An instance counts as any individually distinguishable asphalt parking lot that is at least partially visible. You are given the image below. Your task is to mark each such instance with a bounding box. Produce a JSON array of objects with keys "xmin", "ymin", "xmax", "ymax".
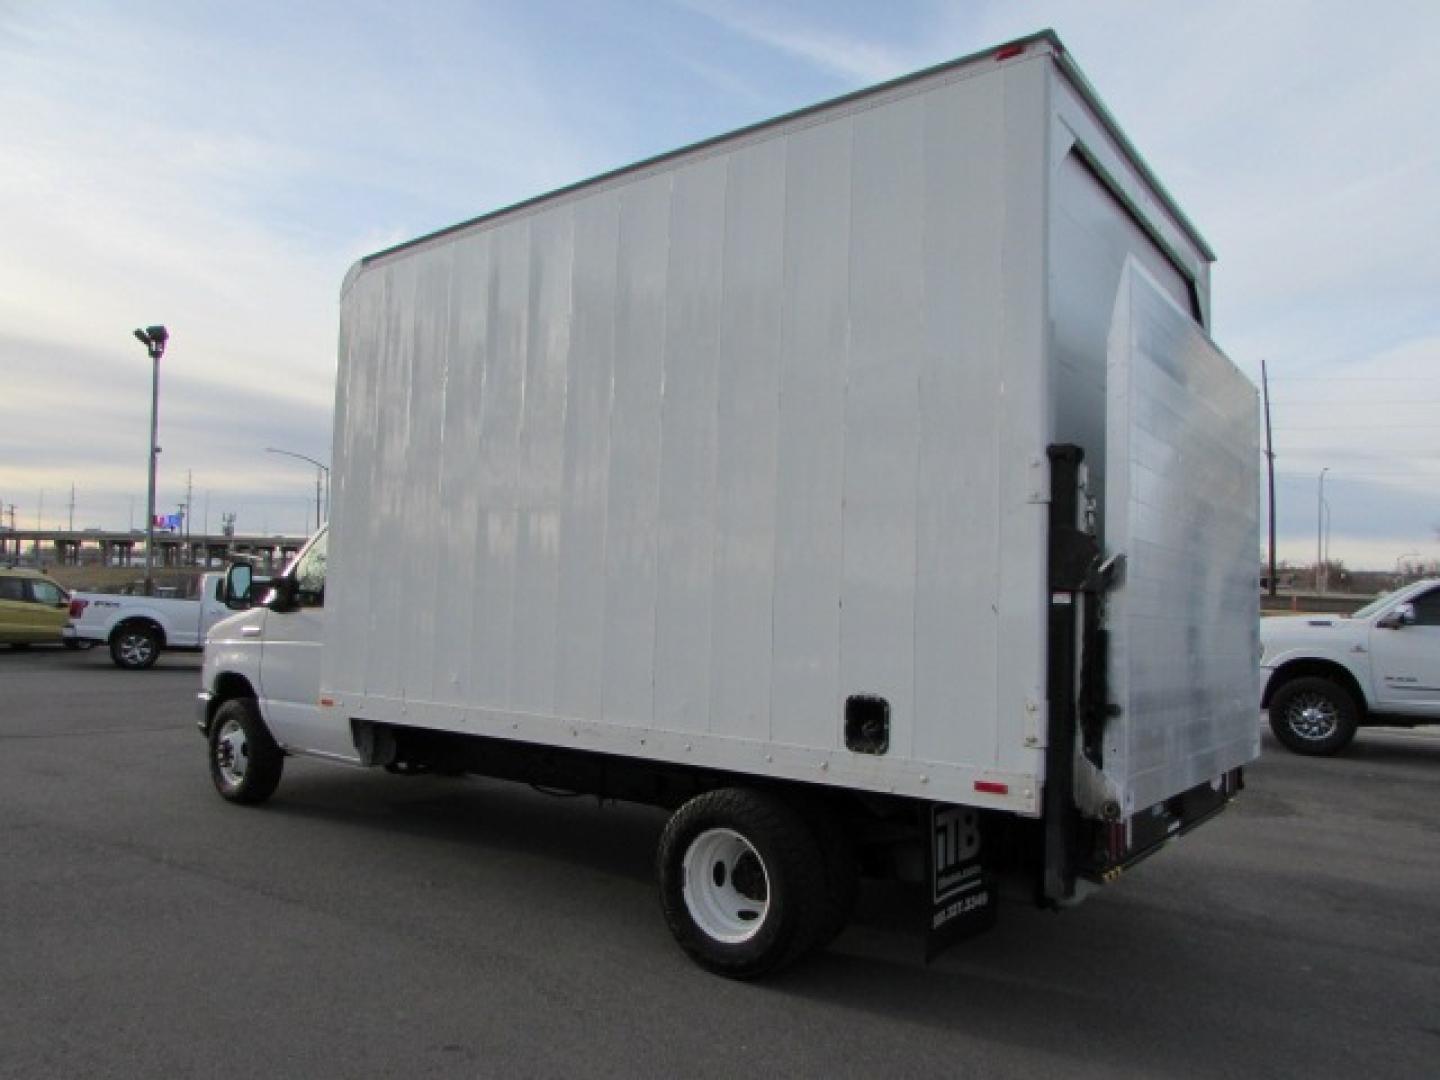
[{"xmin": 1, "ymin": 645, "xmax": 1436, "ymax": 1079}]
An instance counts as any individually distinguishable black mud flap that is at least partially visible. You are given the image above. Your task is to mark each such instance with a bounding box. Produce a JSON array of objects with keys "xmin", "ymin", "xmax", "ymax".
[{"xmin": 922, "ymin": 803, "xmax": 996, "ymax": 962}]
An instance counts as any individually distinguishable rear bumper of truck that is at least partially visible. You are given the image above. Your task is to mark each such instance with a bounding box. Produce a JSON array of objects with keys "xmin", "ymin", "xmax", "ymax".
[{"xmin": 1081, "ymin": 767, "xmax": 1244, "ymax": 885}]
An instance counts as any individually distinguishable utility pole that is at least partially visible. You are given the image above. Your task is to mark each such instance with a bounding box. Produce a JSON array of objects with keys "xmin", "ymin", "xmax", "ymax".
[
  {"xmin": 134, "ymin": 325, "xmax": 169, "ymax": 595},
  {"xmin": 185, "ymin": 469, "xmax": 194, "ymax": 566},
  {"xmin": 1316, "ymin": 467, "xmax": 1330, "ymax": 595},
  {"xmin": 1261, "ymin": 359, "xmax": 1277, "ymax": 597},
  {"xmin": 265, "ymin": 448, "xmax": 329, "ymax": 532},
  {"xmin": 68, "ymin": 483, "xmax": 76, "ymax": 532}
]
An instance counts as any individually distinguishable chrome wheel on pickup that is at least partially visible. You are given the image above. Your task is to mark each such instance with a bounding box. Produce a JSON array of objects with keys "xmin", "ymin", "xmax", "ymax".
[
  {"xmin": 1269, "ymin": 676, "xmax": 1359, "ymax": 756},
  {"xmin": 110, "ymin": 624, "xmax": 160, "ymax": 670}
]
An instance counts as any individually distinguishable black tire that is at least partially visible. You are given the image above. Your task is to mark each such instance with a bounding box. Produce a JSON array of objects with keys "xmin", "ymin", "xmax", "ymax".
[
  {"xmin": 1269, "ymin": 676, "xmax": 1360, "ymax": 756},
  {"xmin": 787, "ymin": 797, "xmax": 860, "ymax": 950},
  {"xmin": 110, "ymin": 624, "xmax": 160, "ymax": 670},
  {"xmin": 657, "ymin": 788, "xmax": 828, "ymax": 979},
  {"xmin": 208, "ymin": 698, "xmax": 284, "ymax": 804}
]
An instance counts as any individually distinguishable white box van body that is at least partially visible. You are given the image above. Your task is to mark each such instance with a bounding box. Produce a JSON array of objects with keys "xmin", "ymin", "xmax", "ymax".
[{"xmin": 201, "ymin": 31, "xmax": 1259, "ymax": 976}]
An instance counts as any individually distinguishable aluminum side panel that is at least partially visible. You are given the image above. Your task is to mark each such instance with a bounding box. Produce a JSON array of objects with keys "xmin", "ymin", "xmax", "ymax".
[
  {"xmin": 404, "ymin": 245, "xmax": 453, "ymax": 704},
  {"xmin": 769, "ymin": 119, "xmax": 850, "ymax": 751},
  {"xmin": 434, "ymin": 239, "xmax": 483, "ymax": 704},
  {"xmin": 709, "ymin": 139, "xmax": 786, "ymax": 743},
  {"xmin": 1105, "ymin": 261, "xmax": 1260, "ymax": 813},
  {"xmin": 510, "ymin": 209, "xmax": 574, "ymax": 716},
  {"xmin": 912, "ymin": 72, "xmax": 1007, "ymax": 769},
  {"xmin": 473, "ymin": 221, "xmax": 529, "ymax": 708},
  {"xmin": 601, "ymin": 173, "xmax": 670, "ymax": 727},
  {"xmin": 653, "ymin": 158, "xmax": 727, "ymax": 736},
  {"xmin": 554, "ymin": 194, "xmax": 619, "ymax": 721},
  {"xmin": 992, "ymin": 61, "xmax": 1052, "ymax": 778},
  {"xmin": 841, "ymin": 94, "xmax": 926, "ymax": 761}
]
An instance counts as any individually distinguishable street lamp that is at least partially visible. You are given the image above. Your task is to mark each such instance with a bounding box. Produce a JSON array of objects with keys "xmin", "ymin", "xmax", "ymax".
[
  {"xmin": 134, "ymin": 325, "xmax": 169, "ymax": 595},
  {"xmin": 265, "ymin": 448, "xmax": 330, "ymax": 532},
  {"xmin": 1396, "ymin": 552, "xmax": 1419, "ymax": 584},
  {"xmin": 1315, "ymin": 467, "xmax": 1329, "ymax": 595}
]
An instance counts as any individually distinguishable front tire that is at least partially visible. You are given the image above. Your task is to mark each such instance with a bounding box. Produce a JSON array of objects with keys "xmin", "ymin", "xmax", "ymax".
[
  {"xmin": 657, "ymin": 788, "xmax": 827, "ymax": 979},
  {"xmin": 110, "ymin": 625, "xmax": 160, "ymax": 670},
  {"xmin": 1269, "ymin": 676, "xmax": 1359, "ymax": 756},
  {"xmin": 208, "ymin": 698, "xmax": 284, "ymax": 804}
]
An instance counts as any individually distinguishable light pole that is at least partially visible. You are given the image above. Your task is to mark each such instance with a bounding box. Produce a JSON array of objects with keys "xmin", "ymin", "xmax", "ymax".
[
  {"xmin": 1315, "ymin": 467, "xmax": 1329, "ymax": 595},
  {"xmin": 265, "ymin": 448, "xmax": 330, "ymax": 532},
  {"xmin": 134, "ymin": 325, "xmax": 168, "ymax": 595},
  {"xmin": 1396, "ymin": 552, "xmax": 1419, "ymax": 584}
]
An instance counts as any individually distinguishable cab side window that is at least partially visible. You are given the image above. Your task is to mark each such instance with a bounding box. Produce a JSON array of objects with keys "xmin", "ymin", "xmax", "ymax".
[
  {"xmin": 0, "ymin": 578, "xmax": 24, "ymax": 602},
  {"xmin": 29, "ymin": 581, "xmax": 64, "ymax": 606},
  {"xmin": 1409, "ymin": 588, "xmax": 1440, "ymax": 627},
  {"xmin": 293, "ymin": 532, "xmax": 328, "ymax": 608}
]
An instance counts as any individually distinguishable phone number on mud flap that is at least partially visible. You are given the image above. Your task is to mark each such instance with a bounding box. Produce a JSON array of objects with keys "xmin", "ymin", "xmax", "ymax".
[{"xmin": 933, "ymin": 889, "xmax": 989, "ymax": 929}]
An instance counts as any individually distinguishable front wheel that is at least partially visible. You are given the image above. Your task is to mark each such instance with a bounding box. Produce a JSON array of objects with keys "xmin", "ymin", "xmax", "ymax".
[
  {"xmin": 1268, "ymin": 676, "xmax": 1359, "ymax": 756},
  {"xmin": 208, "ymin": 698, "xmax": 284, "ymax": 804},
  {"xmin": 657, "ymin": 788, "xmax": 827, "ymax": 979},
  {"xmin": 110, "ymin": 625, "xmax": 160, "ymax": 670}
]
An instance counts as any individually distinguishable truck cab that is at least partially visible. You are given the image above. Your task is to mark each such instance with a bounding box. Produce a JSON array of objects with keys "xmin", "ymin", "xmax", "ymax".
[
  {"xmin": 1261, "ymin": 579, "xmax": 1440, "ymax": 754},
  {"xmin": 199, "ymin": 529, "xmax": 351, "ymax": 762}
]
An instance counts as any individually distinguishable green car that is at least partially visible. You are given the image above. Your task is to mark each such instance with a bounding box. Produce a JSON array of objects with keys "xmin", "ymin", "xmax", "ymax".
[{"xmin": 0, "ymin": 568, "xmax": 70, "ymax": 648}]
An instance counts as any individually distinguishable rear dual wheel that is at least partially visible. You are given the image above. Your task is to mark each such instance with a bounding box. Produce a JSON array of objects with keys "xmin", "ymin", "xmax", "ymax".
[{"xmin": 657, "ymin": 788, "xmax": 856, "ymax": 979}]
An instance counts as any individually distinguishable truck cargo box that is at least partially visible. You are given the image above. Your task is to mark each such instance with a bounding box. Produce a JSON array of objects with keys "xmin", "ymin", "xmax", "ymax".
[{"xmin": 323, "ymin": 31, "xmax": 1258, "ymax": 829}]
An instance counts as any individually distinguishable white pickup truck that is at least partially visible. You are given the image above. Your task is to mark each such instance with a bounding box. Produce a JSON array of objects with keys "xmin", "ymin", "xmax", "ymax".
[
  {"xmin": 1261, "ymin": 579, "xmax": 1440, "ymax": 754},
  {"xmin": 66, "ymin": 572, "xmax": 237, "ymax": 669}
]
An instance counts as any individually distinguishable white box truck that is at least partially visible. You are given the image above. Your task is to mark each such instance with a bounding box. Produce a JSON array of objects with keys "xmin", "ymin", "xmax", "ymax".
[{"xmin": 199, "ymin": 30, "xmax": 1260, "ymax": 977}]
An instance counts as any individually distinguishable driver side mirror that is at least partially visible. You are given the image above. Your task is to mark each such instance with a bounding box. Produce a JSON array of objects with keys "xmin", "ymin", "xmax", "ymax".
[
  {"xmin": 224, "ymin": 563, "xmax": 254, "ymax": 610},
  {"xmin": 1377, "ymin": 602, "xmax": 1416, "ymax": 629}
]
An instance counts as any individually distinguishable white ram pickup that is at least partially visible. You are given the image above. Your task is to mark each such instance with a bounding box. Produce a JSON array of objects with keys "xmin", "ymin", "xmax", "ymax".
[
  {"xmin": 1261, "ymin": 579, "xmax": 1440, "ymax": 754},
  {"xmin": 66, "ymin": 572, "xmax": 236, "ymax": 669}
]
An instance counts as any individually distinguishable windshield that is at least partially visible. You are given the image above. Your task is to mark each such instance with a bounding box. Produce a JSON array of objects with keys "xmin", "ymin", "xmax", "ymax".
[{"xmin": 1350, "ymin": 587, "xmax": 1403, "ymax": 620}]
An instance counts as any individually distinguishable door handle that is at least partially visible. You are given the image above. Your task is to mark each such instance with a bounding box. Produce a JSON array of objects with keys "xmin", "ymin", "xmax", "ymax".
[{"xmin": 241, "ymin": 626, "xmax": 261, "ymax": 638}]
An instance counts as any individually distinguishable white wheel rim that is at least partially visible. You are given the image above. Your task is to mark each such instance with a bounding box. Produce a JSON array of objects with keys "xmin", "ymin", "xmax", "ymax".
[
  {"xmin": 215, "ymin": 717, "xmax": 249, "ymax": 789},
  {"xmin": 681, "ymin": 828, "xmax": 770, "ymax": 944}
]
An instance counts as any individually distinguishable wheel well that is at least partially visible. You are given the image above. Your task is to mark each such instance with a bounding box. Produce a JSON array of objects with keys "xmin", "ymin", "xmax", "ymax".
[
  {"xmin": 111, "ymin": 618, "xmax": 166, "ymax": 648},
  {"xmin": 201, "ymin": 673, "xmax": 258, "ymax": 734},
  {"xmin": 1263, "ymin": 659, "xmax": 1366, "ymax": 715}
]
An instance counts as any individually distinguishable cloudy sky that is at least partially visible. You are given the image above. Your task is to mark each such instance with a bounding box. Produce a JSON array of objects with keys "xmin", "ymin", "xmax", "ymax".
[{"xmin": 2, "ymin": 0, "xmax": 1437, "ymax": 568}]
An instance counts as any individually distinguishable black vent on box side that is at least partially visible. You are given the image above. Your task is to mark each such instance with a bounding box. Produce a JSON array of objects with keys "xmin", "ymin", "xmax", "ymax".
[{"xmin": 845, "ymin": 695, "xmax": 890, "ymax": 755}]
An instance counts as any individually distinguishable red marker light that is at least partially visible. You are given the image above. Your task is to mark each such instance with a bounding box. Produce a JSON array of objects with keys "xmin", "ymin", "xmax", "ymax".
[
  {"xmin": 995, "ymin": 44, "xmax": 1027, "ymax": 61},
  {"xmin": 975, "ymin": 780, "xmax": 1009, "ymax": 795}
]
